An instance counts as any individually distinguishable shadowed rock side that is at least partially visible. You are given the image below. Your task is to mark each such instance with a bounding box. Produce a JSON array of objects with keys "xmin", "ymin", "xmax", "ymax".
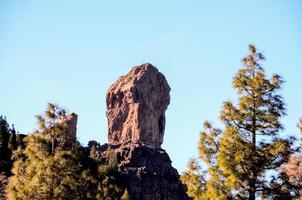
[
  {"xmin": 103, "ymin": 143, "xmax": 191, "ymax": 200},
  {"xmin": 106, "ymin": 63, "xmax": 170, "ymax": 149},
  {"xmin": 105, "ymin": 64, "xmax": 190, "ymax": 200}
]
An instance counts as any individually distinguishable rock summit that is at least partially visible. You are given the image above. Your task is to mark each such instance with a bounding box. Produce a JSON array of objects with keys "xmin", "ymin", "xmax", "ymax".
[{"xmin": 106, "ymin": 63, "xmax": 171, "ymax": 148}]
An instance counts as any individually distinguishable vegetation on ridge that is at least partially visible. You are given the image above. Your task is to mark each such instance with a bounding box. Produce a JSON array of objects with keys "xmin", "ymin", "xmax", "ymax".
[{"xmin": 2, "ymin": 104, "xmax": 130, "ymax": 200}]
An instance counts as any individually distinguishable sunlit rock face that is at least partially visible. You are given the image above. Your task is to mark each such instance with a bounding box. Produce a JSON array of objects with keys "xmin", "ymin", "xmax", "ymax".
[
  {"xmin": 59, "ymin": 113, "xmax": 78, "ymax": 139},
  {"xmin": 106, "ymin": 63, "xmax": 170, "ymax": 148}
]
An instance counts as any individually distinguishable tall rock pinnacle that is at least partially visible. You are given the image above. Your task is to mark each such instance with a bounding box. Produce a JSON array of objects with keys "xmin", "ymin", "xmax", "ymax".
[
  {"xmin": 106, "ymin": 63, "xmax": 171, "ymax": 148},
  {"xmin": 104, "ymin": 63, "xmax": 190, "ymax": 200},
  {"xmin": 59, "ymin": 113, "xmax": 78, "ymax": 139}
]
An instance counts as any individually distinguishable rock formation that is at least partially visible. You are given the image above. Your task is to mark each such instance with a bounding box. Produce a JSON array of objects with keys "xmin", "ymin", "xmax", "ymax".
[
  {"xmin": 60, "ymin": 113, "xmax": 78, "ymax": 139},
  {"xmin": 106, "ymin": 63, "xmax": 170, "ymax": 148},
  {"xmin": 104, "ymin": 63, "xmax": 190, "ymax": 200},
  {"xmin": 113, "ymin": 143, "xmax": 190, "ymax": 200}
]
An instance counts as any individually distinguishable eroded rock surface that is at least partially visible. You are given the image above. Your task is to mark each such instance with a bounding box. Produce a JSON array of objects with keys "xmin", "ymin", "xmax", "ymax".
[
  {"xmin": 101, "ymin": 143, "xmax": 191, "ymax": 200},
  {"xmin": 59, "ymin": 113, "xmax": 78, "ymax": 139},
  {"xmin": 106, "ymin": 63, "xmax": 170, "ymax": 148},
  {"xmin": 103, "ymin": 63, "xmax": 190, "ymax": 200}
]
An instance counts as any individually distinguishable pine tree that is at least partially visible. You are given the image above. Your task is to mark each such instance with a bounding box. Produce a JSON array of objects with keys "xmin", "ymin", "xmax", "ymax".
[
  {"xmin": 8, "ymin": 125, "xmax": 17, "ymax": 151},
  {"xmin": 0, "ymin": 116, "xmax": 10, "ymax": 160},
  {"xmin": 6, "ymin": 103, "xmax": 131, "ymax": 200},
  {"xmin": 180, "ymin": 159, "xmax": 206, "ymax": 199},
  {"xmin": 35, "ymin": 103, "xmax": 67, "ymax": 154},
  {"xmin": 15, "ymin": 133, "xmax": 25, "ymax": 149},
  {"xmin": 6, "ymin": 104, "xmax": 88, "ymax": 200},
  {"xmin": 181, "ymin": 45, "xmax": 296, "ymax": 199},
  {"xmin": 7, "ymin": 134, "xmax": 87, "ymax": 200}
]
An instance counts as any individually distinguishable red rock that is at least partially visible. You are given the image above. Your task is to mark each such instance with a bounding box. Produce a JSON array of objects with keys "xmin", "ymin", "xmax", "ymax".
[
  {"xmin": 106, "ymin": 63, "xmax": 170, "ymax": 148},
  {"xmin": 59, "ymin": 113, "xmax": 78, "ymax": 139}
]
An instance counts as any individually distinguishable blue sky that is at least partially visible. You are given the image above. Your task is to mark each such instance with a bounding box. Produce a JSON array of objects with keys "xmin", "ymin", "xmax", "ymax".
[{"xmin": 0, "ymin": 1, "xmax": 301, "ymax": 172}]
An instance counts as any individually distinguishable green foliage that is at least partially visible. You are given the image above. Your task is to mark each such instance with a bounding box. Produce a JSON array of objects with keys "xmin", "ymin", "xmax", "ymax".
[
  {"xmin": 35, "ymin": 103, "xmax": 67, "ymax": 155},
  {"xmin": 0, "ymin": 116, "xmax": 10, "ymax": 160},
  {"xmin": 0, "ymin": 117, "xmax": 19, "ymax": 177},
  {"xmin": 8, "ymin": 127, "xmax": 17, "ymax": 151},
  {"xmin": 6, "ymin": 103, "xmax": 131, "ymax": 200},
  {"xmin": 96, "ymin": 148, "xmax": 125, "ymax": 200},
  {"xmin": 6, "ymin": 104, "xmax": 88, "ymax": 200},
  {"xmin": 7, "ymin": 130, "xmax": 86, "ymax": 200},
  {"xmin": 89, "ymin": 145, "xmax": 99, "ymax": 161},
  {"xmin": 180, "ymin": 159, "xmax": 205, "ymax": 199},
  {"xmin": 15, "ymin": 133, "xmax": 25, "ymax": 149},
  {"xmin": 181, "ymin": 45, "xmax": 297, "ymax": 200}
]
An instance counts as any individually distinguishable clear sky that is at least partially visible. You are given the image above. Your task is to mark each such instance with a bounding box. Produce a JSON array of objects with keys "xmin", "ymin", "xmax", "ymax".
[{"xmin": 0, "ymin": 1, "xmax": 301, "ymax": 172}]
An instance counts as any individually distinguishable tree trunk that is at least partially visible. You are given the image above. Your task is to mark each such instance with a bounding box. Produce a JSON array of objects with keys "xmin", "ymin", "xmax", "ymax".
[
  {"xmin": 52, "ymin": 137, "xmax": 55, "ymax": 155},
  {"xmin": 250, "ymin": 99, "xmax": 257, "ymax": 200},
  {"xmin": 249, "ymin": 95, "xmax": 257, "ymax": 200},
  {"xmin": 248, "ymin": 131, "xmax": 256, "ymax": 200}
]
